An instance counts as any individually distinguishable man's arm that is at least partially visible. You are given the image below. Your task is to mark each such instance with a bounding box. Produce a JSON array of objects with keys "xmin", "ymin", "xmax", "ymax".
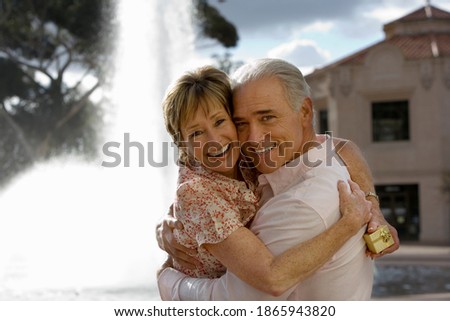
[
  {"xmin": 334, "ymin": 137, "xmax": 400, "ymax": 257},
  {"xmin": 158, "ymin": 180, "xmax": 370, "ymax": 300},
  {"xmin": 204, "ymin": 180, "xmax": 370, "ymax": 296}
]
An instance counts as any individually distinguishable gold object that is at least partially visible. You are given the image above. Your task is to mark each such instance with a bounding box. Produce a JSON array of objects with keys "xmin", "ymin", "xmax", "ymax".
[
  {"xmin": 365, "ymin": 191, "xmax": 379, "ymax": 203},
  {"xmin": 364, "ymin": 225, "xmax": 394, "ymax": 254}
]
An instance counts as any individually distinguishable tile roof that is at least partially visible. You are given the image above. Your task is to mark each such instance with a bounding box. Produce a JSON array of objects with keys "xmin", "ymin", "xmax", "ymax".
[
  {"xmin": 339, "ymin": 33, "xmax": 450, "ymax": 66},
  {"xmin": 388, "ymin": 5, "xmax": 450, "ymax": 23},
  {"xmin": 308, "ymin": 5, "xmax": 450, "ymax": 74}
]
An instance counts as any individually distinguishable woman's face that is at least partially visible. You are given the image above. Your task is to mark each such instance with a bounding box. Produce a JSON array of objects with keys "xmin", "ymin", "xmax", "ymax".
[{"xmin": 181, "ymin": 103, "xmax": 240, "ymax": 178}]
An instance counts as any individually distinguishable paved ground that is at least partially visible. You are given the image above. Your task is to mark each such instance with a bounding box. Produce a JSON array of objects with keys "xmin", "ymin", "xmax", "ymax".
[
  {"xmin": 376, "ymin": 244, "xmax": 450, "ymax": 267},
  {"xmin": 1, "ymin": 244, "xmax": 448, "ymax": 301},
  {"xmin": 373, "ymin": 244, "xmax": 450, "ymax": 300}
]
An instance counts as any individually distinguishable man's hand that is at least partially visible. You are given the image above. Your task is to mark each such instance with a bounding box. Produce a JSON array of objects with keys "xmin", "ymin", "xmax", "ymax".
[
  {"xmin": 337, "ymin": 179, "xmax": 372, "ymax": 234},
  {"xmin": 365, "ymin": 206, "xmax": 400, "ymax": 258},
  {"xmin": 155, "ymin": 207, "xmax": 200, "ymax": 269}
]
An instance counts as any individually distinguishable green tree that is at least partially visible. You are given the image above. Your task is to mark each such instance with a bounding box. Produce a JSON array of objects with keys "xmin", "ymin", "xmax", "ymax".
[
  {"xmin": 0, "ymin": 0, "xmax": 115, "ymax": 156},
  {"xmin": 0, "ymin": 0, "xmax": 115, "ymax": 186},
  {"xmin": 194, "ymin": 1, "xmax": 243, "ymax": 74},
  {"xmin": 0, "ymin": 0, "xmax": 240, "ymax": 187},
  {"xmin": 194, "ymin": 0, "xmax": 239, "ymax": 48},
  {"xmin": 212, "ymin": 51, "xmax": 244, "ymax": 74}
]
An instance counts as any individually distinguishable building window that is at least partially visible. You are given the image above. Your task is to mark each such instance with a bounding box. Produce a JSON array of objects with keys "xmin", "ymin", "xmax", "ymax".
[
  {"xmin": 372, "ymin": 100, "xmax": 409, "ymax": 142},
  {"xmin": 376, "ymin": 184, "xmax": 419, "ymax": 241},
  {"xmin": 318, "ymin": 109, "xmax": 328, "ymax": 134}
]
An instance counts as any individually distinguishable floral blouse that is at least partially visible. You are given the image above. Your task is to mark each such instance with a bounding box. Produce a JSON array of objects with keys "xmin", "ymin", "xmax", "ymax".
[{"xmin": 173, "ymin": 164, "xmax": 258, "ymax": 278}]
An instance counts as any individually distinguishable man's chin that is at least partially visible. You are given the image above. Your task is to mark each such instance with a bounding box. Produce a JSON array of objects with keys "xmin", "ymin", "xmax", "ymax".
[
  {"xmin": 255, "ymin": 161, "xmax": 282, "ymax": 174},
  {"xmin": 256, "ymin": 166, "xmax": 277, "ymax": 174}
]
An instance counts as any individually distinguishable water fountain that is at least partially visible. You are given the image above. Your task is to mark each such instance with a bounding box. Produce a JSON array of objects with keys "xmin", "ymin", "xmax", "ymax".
[{"xmin": 0, "ymin": 0, "xmax": 207, "ymax": 300}]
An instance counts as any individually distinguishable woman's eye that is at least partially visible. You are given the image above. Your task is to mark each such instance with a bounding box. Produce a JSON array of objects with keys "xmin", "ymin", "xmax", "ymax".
[
  {"xmin": 189, "ymin": 131, "xmax": 202, "ymax": 139},
  {"xmin": 215, "ymin": 119, "xmax": 225, "ymax": 126}
]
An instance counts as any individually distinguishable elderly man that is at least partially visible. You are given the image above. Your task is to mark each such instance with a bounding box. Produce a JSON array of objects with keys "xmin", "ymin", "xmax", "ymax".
[{"xmin": 157, "ymin": 58, "xmax": 399, "ymax": 300}]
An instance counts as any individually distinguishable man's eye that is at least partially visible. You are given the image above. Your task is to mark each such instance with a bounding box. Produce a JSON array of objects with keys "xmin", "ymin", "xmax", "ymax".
[{"xmin": 261, "ymin": 115, "xmax": 275, "ymax": 121}]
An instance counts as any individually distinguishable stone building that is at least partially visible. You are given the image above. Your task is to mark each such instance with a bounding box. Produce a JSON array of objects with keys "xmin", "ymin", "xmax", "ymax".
[{"xmin": 306, "ymin": 4, "xmax": 450, "ymax": 244}]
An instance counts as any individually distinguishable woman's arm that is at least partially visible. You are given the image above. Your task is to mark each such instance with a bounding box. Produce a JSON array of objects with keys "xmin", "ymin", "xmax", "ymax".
[
  {"xmin": 155, "ymin": 205, "xmax": 199, "ymax": 269},
  {"xmin": 202, "ymin": 180, "xmax": 370, "ymax": 296},
  {"xmin": 333, "ymin": 137, "xmax": 400, "ymax": 257}
]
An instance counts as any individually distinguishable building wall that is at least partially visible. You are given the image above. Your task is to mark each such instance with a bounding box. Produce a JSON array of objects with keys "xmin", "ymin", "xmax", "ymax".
[{"xmin": 309, "ymin": 45, "xmax": 450, "ymax": 244}]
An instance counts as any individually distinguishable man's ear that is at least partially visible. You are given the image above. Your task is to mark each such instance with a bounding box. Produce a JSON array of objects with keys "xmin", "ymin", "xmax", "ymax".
[{"xmin": 300, "ymin": 97, "xmax": 313, "ymax": 124}]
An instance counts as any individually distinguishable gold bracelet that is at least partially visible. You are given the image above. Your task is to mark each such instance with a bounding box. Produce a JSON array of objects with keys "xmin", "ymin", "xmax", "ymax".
[{"xmin": 365, "ymin": 191, "xmax": 379, "ymax": 203}]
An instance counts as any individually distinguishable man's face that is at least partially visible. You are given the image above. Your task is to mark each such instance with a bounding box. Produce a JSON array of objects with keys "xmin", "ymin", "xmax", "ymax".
[{"xmin": 233, "ymin": 76, "xmax": 310, "ymax": 174}]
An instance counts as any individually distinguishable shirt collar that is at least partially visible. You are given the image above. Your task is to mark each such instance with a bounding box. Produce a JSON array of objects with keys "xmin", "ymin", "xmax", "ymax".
[{"xmin": 257, "ymin": 137, "xmax": 332, "ymax": 196}]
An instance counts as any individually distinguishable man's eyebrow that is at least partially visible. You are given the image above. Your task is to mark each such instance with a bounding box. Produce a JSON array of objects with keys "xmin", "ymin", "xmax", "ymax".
[
  {"xmin": 233, "ymin": 109, "xmax": 275, "ymax": 121},
  {"xmin": 254, "ymin": 109, "xmax": 275, "ymax": 115}
]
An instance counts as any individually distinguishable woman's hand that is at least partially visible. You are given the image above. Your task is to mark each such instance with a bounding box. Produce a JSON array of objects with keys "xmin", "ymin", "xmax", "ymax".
[
  {"xmin": 333, "ymin": 137, "xmax": 400, "ymax": 258},
  {"xmin": 157, "ymin": 256, "xmax": 173, "ymax": 279},
  {"xmin": 155, "ymin": 206, "xmax": 200, "ymax": 269},
  {"xmin": 365, "ymin": 207, "xmax": 400, "ymax": 259}
]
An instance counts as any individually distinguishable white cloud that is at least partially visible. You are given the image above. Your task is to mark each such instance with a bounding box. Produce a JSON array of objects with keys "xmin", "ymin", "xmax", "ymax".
[
  {"xmin": 268, "ymin": 39, "xmax": 331, "ymax": 71},
  {"xmin": 300, "ymin": 21, "xmax": 334, "ymax": 33},
  {"xmin": 207, "ymin": 0, "xmax": 450, "ymax": 69},
  {"xmin": 364, "ymin": 7, "xmax": 407, "ymax": 23}
]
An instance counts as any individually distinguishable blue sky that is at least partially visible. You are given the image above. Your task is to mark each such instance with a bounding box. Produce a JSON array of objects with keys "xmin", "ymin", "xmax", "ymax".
[{"xmin": 199, "ymin": 0, "xmax": 450, "ymax": 74}]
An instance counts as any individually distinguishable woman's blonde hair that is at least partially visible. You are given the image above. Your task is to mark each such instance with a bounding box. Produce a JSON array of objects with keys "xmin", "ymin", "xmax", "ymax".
[{"xmin": 162, "ymin": 65, "xmax": 233, "ymax": 163}]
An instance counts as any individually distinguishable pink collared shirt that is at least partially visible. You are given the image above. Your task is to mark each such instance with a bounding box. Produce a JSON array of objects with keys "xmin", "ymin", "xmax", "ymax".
[{"xmin": 158, "ymin": 139, "xmax": 374, "ymax": 300}]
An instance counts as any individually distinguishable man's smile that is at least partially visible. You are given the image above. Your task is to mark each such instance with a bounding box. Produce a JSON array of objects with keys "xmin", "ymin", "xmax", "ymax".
[{"xmin": 254, "ymin": 143, "xmax": 276, "ymax": 155}]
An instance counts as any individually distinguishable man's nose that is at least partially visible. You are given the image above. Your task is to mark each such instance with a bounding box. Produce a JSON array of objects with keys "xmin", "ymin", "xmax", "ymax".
[{"xmin": 247, "ymin": 123, "xmax": 265, "ymax": 145}]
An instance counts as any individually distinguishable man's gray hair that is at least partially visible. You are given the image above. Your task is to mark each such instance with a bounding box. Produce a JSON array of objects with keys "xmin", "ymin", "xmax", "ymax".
[{"xmin": 231, "ymin": 58, "xmax": 311, "ymax": 112}]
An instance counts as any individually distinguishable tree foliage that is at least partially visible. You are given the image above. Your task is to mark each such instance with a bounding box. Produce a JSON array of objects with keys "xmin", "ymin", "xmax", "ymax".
[
  {"xmin": 0, "ymin": 0, "xmax": 116, "ymax": 185},
  {"xmin": 212, "ymin": 51, "xmax": 243, "ymax": 74},
  {"xmin": 0, "ymin": 0, "xmax": 239, "ymax": 187},
  {"xmin": 194, "ymin": 0, "xmax": 239, "ymax": 48},
  {"xmin": 0, "ymin": 0, "xmax": 114, "ymax": 186}
]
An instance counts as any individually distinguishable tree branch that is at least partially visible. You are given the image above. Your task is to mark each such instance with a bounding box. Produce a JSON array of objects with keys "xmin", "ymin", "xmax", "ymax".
[
  {"xmin": 0, "ymin": 103, "xmax": 35, "ymax": 162},
  {"xmin": 37, "ymin": 81, "xmax": 101, "ymax": 158},
  {"xmin": 0, "ymin": 48, "xmax": 54, "ymax": 81},
  {"xmin": 55, "ymin": 81, "xmax": 100, "ymax": 130}
]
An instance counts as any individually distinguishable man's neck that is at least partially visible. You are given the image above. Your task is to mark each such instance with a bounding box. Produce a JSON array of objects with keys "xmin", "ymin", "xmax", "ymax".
[
  {"xmin": 279, "ymin": 131, "xmax": 318, "ymax": 169},
  {"xmin": 300, "ymin": 131, "xmax": 320, "ymax": 155}
]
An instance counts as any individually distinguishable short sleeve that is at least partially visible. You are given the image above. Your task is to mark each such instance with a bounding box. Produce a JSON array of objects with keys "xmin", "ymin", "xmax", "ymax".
[{"xmin": 175, "ymin": 181, "xmax": 244, "ymax": 247}]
